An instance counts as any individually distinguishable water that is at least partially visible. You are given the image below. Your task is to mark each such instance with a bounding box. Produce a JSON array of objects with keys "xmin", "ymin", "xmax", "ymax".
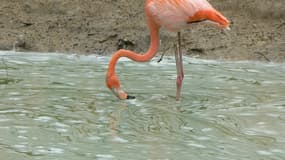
[{"xmin": 0, "ymin": 51, "xmax": 285, "ymax": 160}]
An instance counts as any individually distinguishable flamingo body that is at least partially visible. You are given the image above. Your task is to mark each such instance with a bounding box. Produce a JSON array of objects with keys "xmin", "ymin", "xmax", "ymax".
[
  {"xmin": 146, "ymin": 0, "xmax": 210, "ymax": 31},
  {"xmin": 106, "ymin": 0, "xmax": 229, "ymax": 100}
]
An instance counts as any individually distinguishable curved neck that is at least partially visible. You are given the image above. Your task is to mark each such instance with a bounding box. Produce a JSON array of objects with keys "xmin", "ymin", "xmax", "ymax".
[{"xmin": 107, "ymin": 18, "xmax": 160, "ymax": 76}]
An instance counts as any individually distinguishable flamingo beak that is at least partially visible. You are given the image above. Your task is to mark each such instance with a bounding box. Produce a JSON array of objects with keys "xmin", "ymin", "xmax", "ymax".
[{"xmin": 111, "ymin": 88, "xmax": 136, "ymax": 100}]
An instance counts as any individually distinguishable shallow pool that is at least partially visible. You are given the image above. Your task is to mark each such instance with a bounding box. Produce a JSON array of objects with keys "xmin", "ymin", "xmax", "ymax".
[{"xmin": 0, "ymin": 51, "xmax": 285, "ymax": 160}]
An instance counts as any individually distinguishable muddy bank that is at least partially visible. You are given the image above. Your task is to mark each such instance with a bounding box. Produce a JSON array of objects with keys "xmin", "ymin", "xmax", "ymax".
[{"xmin": 0, "ymin": 0, "xmax": 284, "ymax": 62}]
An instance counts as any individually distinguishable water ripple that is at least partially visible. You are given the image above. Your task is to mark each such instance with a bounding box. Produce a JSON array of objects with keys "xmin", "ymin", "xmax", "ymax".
[{"xmin": 0, "ymin": 51, "xmax": 285, "ymax": 160}]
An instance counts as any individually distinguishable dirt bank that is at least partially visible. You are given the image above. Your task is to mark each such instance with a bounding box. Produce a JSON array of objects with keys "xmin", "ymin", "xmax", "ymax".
[{"xmin": 0, "ymin": 0, "xmax": 284, "ymax": 62}]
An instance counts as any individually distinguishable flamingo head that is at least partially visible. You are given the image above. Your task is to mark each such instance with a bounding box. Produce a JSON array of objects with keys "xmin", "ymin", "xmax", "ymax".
[{"xmin": 106, "ymin": 74, "xmax": 135, "ymax": 100}]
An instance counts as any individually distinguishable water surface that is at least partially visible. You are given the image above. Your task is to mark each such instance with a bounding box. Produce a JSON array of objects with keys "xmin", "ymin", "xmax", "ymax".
[{"xmin": 0, "ymin": 51, "xmax": 285, "ymax": 160}]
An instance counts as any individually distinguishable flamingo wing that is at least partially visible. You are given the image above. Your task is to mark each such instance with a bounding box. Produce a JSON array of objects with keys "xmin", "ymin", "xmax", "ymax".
[{"xmin": 146, "ymin": 0, "xmax": 213, "ymax": 31}]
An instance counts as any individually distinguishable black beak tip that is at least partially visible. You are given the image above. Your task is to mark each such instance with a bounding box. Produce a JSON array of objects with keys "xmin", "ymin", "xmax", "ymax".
[{"xmin": 126, "ymin": 95, "xmax": 136, "ymax": 100}]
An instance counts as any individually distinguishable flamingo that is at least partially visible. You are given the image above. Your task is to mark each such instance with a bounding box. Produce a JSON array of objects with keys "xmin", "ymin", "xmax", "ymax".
[{"xmin": 106, "ymin": 0, "xmax": 230, "ymax": 100}]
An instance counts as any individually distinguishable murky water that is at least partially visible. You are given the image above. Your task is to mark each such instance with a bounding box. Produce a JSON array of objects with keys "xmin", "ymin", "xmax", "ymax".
[{"xmin": 0, "ymin": 51, "xmax": 285, "ymax": 160}]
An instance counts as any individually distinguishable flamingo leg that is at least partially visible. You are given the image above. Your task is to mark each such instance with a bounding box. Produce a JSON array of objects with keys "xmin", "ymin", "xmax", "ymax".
[{"xmin": 175, "ymin": 32, "xmax": 184, "ymax": 101}]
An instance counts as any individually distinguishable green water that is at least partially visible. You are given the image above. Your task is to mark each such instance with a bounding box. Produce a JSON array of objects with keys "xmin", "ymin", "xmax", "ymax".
[{"xmin": 0, "ymin": 51, "xmax": 285, "ymax": 160}]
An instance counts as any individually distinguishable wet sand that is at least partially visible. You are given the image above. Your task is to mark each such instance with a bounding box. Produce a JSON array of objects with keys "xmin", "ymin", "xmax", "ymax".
[{"xmin": 0, "ymin": 0, "xmax": 284, "ymax": 62}]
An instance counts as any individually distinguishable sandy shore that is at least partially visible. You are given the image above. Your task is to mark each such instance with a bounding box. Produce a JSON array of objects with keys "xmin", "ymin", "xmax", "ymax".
[{"xmin": 0, "ymin": 0, "xmax": 284, "ymax": 62}]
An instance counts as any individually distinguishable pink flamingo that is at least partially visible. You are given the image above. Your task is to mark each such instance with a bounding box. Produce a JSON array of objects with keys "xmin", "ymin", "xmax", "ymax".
[{"xmin": 106, "ymin": 0, "xmax": 230, "ymax": 100}]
